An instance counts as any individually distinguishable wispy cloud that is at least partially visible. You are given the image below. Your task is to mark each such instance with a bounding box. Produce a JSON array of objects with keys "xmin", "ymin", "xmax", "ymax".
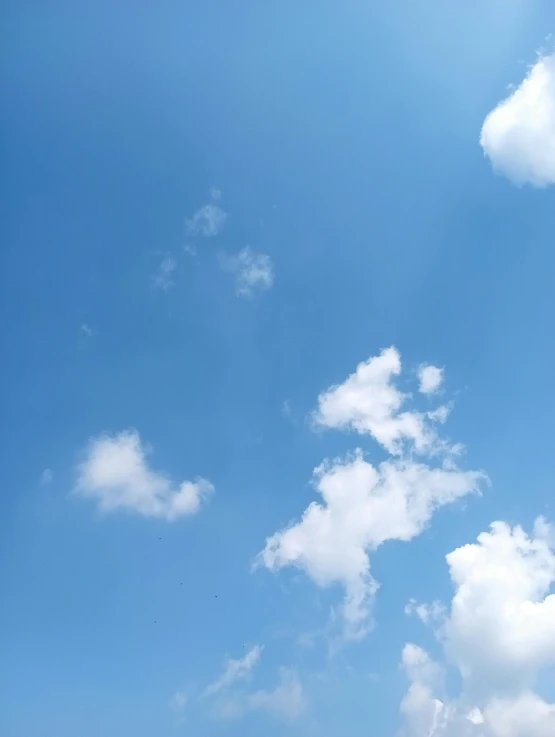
[
  {"xmin": 222, "ymin": 247, "xmax": 274, "ymax": 298},
  {"xmin": 40, "ymin": 468, "xmax": 53, "ymax": 486},
  {"xmin": 75, "ymin": 430, "xmax": 214, "ymax": 521},
  {"xmin": 151, "ymin": 256, "xmax": 176, "ymax": 291},
  {"xmin": 186, "ymin": 189, "xmax": 227, "ymax": 237},
  {"xmin": 218, "ymin": 669, "xmax": 306, "ymax": 722},
  {"xmin": 80, "ymin": 323, "xmax": 95, "ymax": 338},
  {"xmin": 204, "ymin": 646, "xmax": 263, "ymax": 697}
]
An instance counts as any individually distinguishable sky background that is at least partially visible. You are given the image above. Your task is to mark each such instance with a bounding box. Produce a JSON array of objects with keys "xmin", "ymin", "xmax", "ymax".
[{"xmin": 1, "ymin": 2, "xmax": 554, "ymax": 736}]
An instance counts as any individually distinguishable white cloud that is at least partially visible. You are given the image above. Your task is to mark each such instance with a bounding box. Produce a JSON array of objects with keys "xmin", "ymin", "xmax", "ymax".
[
  {"xmin": 223, "ymin": 247, "xmax": 274, "ymax": 298},
  {"xmin": 405, "ymin": 599, "xmax": 445, "ymax": 625},
  {"xmin": 399, "ymin": 518, "xmax": 555, "ymax": 737},
  {"xmin": 40, "ymin": 468, "xmax": 53, "ymax": 486},
  {"xmin": 313, "ymin": 348, "xmax": 451, "ymax": 456},
  {"xmin": 204, "ymin": 646, "xmax": 263, "ymax": 697},
  {"xmin": 444, "ymin": 518, "xmax": 555, "ymax": 689},
  {"xmin": 75, "ymin": 430, "xmax": 213, "ymax": 521},
  {"xmin": 259, "ymin": 348, "xmax": 483, "ymax": 637},
  {"xmin": 152, "ymin": 256, "xmax": 176, "ymax": 291},
  {"xmin": 186, "ymin": 200, "xmax": 227, "ymax": 237},
  {"xmin": 480, "ymin": 53, "xmax": 555, "ymax": 186},
  {"xmin": 259, "ymin": 451, "xmax": 482, "ymax": 639},
  {"xmin": 418, "ymin": 365, "xmax": 443, "ymax": 395}
]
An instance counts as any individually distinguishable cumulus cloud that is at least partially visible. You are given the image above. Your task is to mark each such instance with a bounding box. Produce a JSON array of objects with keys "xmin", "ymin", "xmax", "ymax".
[
  {"xmin": 204, "ymin": 646, "xmax": 263, "ymax": 697},
  {"xmin": 444, "ymin": 518, "xmax": 555, "ymax": 690},
  {"xmin": 222, "ymin": 247, "xmax": 274, "ymax": 298},
  {"xmin": 480, "ymin": 53, "xmax": 555, "ymax": 186},
  {"xmin": 151, "ymin": 256, "xmax": 176, "ymax": 291},
  {"xmin": 259, "ymin": 348, "xmax": 483, "ymax": 637},
  {"xmin": 260, "ymin": 451, "xmax": 482, "ymax": 639},
  {"xmin": 75, "ymin": 430, "xmax": 213, "ymax": 521},
  {"xmin": 399, "ymin": 518, "xmax": 555, "ymax": 737},
  {"xmin": 418, "ymin": 365, "xmax": 443, "ymax": 395},
  {"xmin": 313, "ymin": 348, "xmax": 452, "ymax": 456}
]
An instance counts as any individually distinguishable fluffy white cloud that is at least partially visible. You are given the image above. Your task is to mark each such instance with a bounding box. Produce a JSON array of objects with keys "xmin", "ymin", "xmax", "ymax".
[
  {"xmin": 186, "ymin": 193, "xmax": 227, "ymax": 236},
  {"xmin": 204, "ymin": 646, "xmax": 263, "ymax": 697},
  {"xmin": 223, "ymin": 247, "xmax": 274, "ymax": 298},
  {"xmin": 314, "ymin": 348, "xmax": 451, "ymax": 456},
  {"xmin": 480, "ymin": 53, "xmax": 555, "ymax": 186},
  {"xmin": 260, "ymin": 451, "xmax": 482, "ymax": 638},
  {"xmin": 399, "ymin": 518, "xmax": 555, "ymax": 737},
  {"xmin": 445, "ymin": 518, "xmax": 555, "ymax": 689},
  {"xmin": 260, "ymin": 348, "xmax": 482, "ymax": 637},
  {"xmin": 418, "ymin": 365, "xmax": 443, "ymax": 395},
  {"xmin": 75, "ymin": 430, "xmax": 213, "ymax": 521},
  {"xmin": 152, "ymin": 256, "xmax": 176, "ymax": 291}
]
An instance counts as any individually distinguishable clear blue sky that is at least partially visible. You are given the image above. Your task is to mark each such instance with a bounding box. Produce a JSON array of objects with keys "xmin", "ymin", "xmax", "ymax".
[{"xmin": 1, "ymin": 2, "xmax": 554, "ymax": 736}]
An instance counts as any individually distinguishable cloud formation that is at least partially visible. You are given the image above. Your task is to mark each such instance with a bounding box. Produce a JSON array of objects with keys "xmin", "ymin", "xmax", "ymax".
[
  {"xmin": 75, "ymin": 430, "xmax": 213, "ymax": 521},
  {"xmin": 400, "ymin": 518, "xmax": 555, "ymax": 737},
  {"xmin": 223, "ymin": 247, "xmax": 274, "ymax": 298},
  {"xmin": 259, "ymin": 348, "xmax": 484, "ymax": 637},
  {"xmin": 314, "ymin": 348, "xmax": 452, "ymax": 456},
  {"xmin": 480, "ymin": 53, "xmax": 555, "ymax": 186}
]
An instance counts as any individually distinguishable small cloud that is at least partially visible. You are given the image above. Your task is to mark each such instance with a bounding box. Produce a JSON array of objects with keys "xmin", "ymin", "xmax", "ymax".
[
  {"xmin": 204, "ymin": 646, "xmax": 263, "ymax": 697},
  {"xmin": 183, "ymin": 244, "xmax": 197, "ymax": 256},
  {"xmin": 418, "ymin": 364, "xmax": 443, "ymax": 395},
  {"xmin": 281, "ymin": 400, "xmax": 293, "ymax": 419},
  {"xmin": 152, "ymin": 256, "xmax": 176, "ymax": 291},
  {"xmin": 404, "ymin": 598, "xmax": 445, "ymax": 624},
  {"xmin": 186, "ymin": 190, "xmax": 227, "ymax": 237},
  {"xmin": 80, "ymin": 324, "xmax": 95, "ymax": 338},
  {"xmin": 75, "ymin": 429, "xmax": 214, "ymax": 521},
  {"xmin": 222, "ymin": 247, "xmax": 274, "ymax": 298},
  {"xmin": 40, "ymin": 468, "xmax": 53, "ymax": 486},
  {"xmin": 480, "ymin": 52, "xmax": 555, "ymax": 186}
]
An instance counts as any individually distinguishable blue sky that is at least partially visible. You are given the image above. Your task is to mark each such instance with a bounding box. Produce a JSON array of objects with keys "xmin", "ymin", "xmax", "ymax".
[{"xmin": 1, "ymin": 2, "xmax": 555, "ymax": 736}]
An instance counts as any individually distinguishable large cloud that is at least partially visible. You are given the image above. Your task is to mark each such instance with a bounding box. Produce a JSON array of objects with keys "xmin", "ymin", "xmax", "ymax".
[
  {"xmin": 480, "ymin": 53, "xmax": 555, "ymax": 186},
  {"xmin": 400, "ymin": 519, "xmax": 555, "ymax": 737},
  {"xmin": 75, "ymin": 430, "xmax": 213, "ymax": 521},
  {"xmin": 259, "ymin": 348, "xmax": 484, "ymax": 637}
]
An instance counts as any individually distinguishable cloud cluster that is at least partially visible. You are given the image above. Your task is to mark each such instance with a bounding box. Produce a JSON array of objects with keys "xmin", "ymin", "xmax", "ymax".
[
  {"xmin": 480, "ymin": 53, "xmax": 555, "ymax": 186},
  {"xmin": 75, "ymin": 430, "xmax": 213, "ymax": 521},
  {"xmin": 400, "ymin": 518, "xmax": 555, "ymax": 737},
  {"xmin": 259, "ymin": 348, "xmax": 484, "ymax": 637}
]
